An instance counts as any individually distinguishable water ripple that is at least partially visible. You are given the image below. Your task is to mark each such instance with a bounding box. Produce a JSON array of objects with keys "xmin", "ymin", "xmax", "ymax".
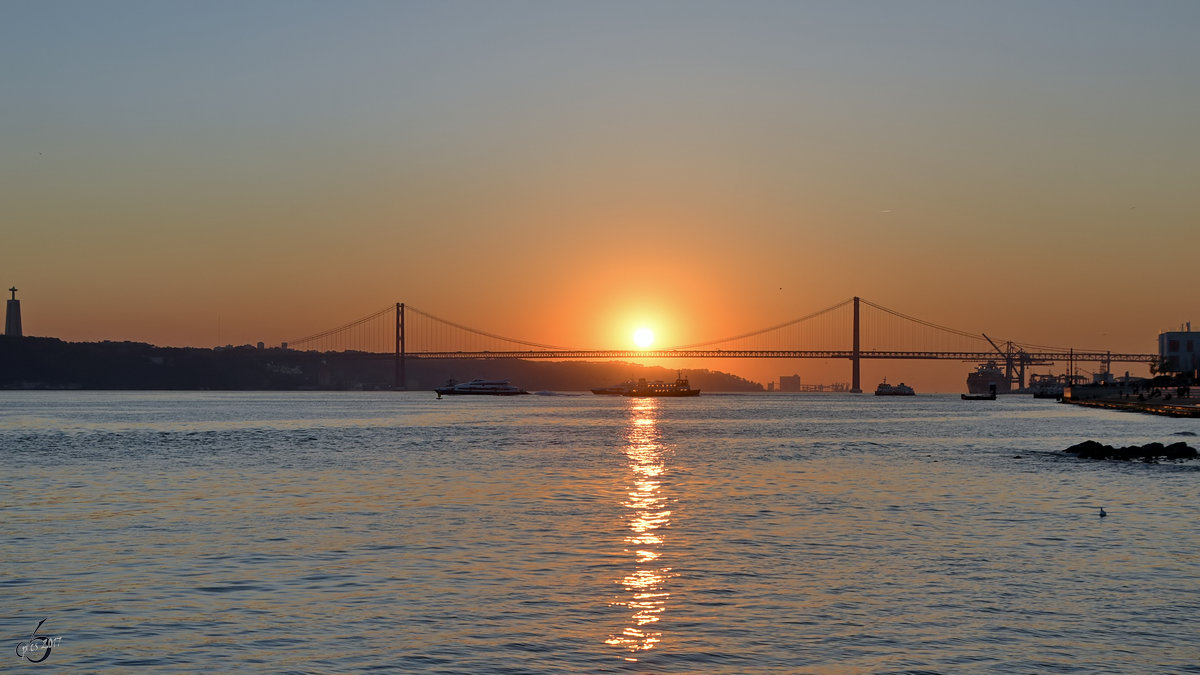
[{"xmin": 1, "ymin": 392, "xmax": 1198, "ymax": 672}]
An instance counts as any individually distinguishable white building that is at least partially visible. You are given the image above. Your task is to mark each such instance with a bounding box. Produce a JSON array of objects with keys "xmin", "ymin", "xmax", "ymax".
[{"xmin": 1158, "ymin": 324, "xmax": 1198, "ymax": 374}]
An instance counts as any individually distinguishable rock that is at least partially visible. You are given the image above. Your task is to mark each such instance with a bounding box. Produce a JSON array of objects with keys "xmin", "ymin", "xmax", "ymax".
[
  {"xmin": 1064, "ymin": 439, "xmax": 1198, "ymax": 461},
  {"xmin": 1163, "ymin": 442, "xmax": 1199, "ymax": 460},
  {"xmin": 1064, "ymin": 440, "xmax": 1110, "ymax": 459}
]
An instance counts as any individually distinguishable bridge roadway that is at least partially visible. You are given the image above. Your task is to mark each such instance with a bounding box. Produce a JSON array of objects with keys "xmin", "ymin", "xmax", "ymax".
[{"xmin": 403, "ymin": 349, "xmax": 1158, "ymax": 363}]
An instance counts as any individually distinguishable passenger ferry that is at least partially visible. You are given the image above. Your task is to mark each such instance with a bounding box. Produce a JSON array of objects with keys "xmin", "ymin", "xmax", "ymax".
[
  {"xmin": 435, "ymin": 379, "xmax": 529, "ymax": 398},
  {"xmin": 874, "ymin": 378, "xmax": 915, "ymax": 396},
  {"xmin": 621, "ymin": 373, "xmax": 700, "ymax": 397},
  {"xmin": 590, "ymin": 379, "xmax": 637, "ymax": 395}
]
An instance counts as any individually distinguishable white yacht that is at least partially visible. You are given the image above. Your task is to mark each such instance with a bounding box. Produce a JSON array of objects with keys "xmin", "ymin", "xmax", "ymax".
[{"xmin": 435, "ymin": 379, "xmax": 529, "ymax": 398}]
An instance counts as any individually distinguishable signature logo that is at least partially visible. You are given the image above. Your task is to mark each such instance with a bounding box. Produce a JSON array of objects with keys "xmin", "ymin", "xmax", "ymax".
[{"xmin": 14, "ymin": 619, "xmax": 62, "ymax": 663}]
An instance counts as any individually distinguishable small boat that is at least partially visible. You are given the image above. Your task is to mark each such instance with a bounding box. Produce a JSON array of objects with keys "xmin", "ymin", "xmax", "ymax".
[
  {"xmin": 435, "ymin": 378, "xmax": 529, "ymax": 398},
  {"xmin": 622, "ymin": 373, "xmax": 700, "ymax": 397},
  {"xmin": 875, "ymin": 378, "xmax": 915, "ymax": 396},
  {"xmin": 1028, "ymin": 374, "xmax": 1066, "ymax": 400},
  {"xmin": 962, "ymin": 384, "xmax": 997, "ymax": 400}
]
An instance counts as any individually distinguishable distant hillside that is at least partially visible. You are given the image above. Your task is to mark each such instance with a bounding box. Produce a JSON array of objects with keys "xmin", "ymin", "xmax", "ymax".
[
  {"xmin": 0, "ymin": 336, "xmax": 764, "ymax": 392},
  {"xmin": 414, "ymin": 359, "xmax": 764, "ymax": 392}
]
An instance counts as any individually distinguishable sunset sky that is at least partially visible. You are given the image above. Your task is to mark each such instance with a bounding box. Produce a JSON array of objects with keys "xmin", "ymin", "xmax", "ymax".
[{"xmin": 4, "ymin": 2, "xmax": 1198, "ymax": 390}]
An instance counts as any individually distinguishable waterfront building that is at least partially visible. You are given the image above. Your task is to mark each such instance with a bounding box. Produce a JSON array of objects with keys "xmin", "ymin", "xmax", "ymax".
[
  {"xmin": 1158, "ymin": 324, "xmax": 1198, "ymax": 376},
  {"xmin": 779, "ymin": 374, "xmax": 803, "ymax": 392}
]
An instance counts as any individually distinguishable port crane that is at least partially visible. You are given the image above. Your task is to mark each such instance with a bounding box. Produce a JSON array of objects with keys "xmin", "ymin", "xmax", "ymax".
[{"xmin": 979, "ymin": 334, "xmax": 1052, "ymax": 390}]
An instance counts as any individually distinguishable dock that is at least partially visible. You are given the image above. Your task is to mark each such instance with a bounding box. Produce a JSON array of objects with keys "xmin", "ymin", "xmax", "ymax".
[{"xmin": 1061, "ymin": 387, "xmax": 1200, "ymax": 418}]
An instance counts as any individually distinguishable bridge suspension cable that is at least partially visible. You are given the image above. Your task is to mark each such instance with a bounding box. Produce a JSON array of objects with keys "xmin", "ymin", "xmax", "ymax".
[
  {"xmin": 859, "ymin": 298, "xmax": 989, "ymax": 341},
  {"xmin": 287, "ymin": 303, "xmax": 566, "ymax": 354},
  {"xmin": 675, "ymin": 298, "xmax": 855, "ymax": 350},
  {"xmin": 404, "ymin": 305, "xmax": 564, "ymax": 351},
  {"xmin": 858, "ymin": 299, "xmax": 994, "ymax": 354},
  {"xmin": 287, "ymin": 304, "xmax": 395, "ymax": 352},
  {"xmin": 675, "ymin": 297, "xmax": 1000, "ymax": 354}
]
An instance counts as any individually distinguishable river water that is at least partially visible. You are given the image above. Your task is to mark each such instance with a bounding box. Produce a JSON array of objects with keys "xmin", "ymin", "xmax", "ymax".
[{"xmin": 2, "ymin": 391, "xmax": 1198, "ymax": 673}]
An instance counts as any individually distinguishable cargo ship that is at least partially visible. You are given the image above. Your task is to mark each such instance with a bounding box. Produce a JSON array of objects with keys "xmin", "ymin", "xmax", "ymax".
[{"xmin": 967, "ymin": 361, "xmax": 1010, "ymax": 395}]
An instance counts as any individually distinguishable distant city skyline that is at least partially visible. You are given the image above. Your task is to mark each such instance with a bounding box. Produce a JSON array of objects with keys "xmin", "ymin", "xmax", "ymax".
[{"xmin": 4, "ymin": 1, "xmax": 1198, "ymax": 390}]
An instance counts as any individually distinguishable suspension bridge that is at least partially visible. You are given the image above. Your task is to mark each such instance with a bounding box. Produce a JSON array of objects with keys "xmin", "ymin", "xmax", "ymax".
[{"xmin": 286, "ymin": 297, "xmax": 1158, "ymax": 392}]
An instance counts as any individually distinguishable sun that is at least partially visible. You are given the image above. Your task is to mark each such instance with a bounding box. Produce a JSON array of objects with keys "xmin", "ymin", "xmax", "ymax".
[{"xmin": 633, "ymin": 327, "xmax": 655, "ymax": 349}]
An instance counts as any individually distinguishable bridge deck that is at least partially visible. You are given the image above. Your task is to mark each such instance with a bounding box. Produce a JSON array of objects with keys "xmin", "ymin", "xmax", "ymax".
[{"xmin": 399, "ymin": 350, "xmax": 1156, "ymax": 362}]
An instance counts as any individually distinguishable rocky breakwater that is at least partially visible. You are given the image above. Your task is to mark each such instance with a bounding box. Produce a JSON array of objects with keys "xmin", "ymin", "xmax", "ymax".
[{"xmin": 1065, "ymin": 439, "xmax": 1198, "ymax": 462}]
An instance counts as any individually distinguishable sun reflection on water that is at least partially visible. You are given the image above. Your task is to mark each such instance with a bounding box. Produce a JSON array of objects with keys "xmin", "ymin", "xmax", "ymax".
[{"xmin": 605, "ymin": 397, "xmax": 674, "ymax": 660}]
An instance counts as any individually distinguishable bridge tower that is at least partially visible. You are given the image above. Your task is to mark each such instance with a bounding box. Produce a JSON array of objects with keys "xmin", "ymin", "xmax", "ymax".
[
  {"xmin": 850, "ymin": 296, "xmax": 861, "ymax": 393},
  {"xmin": 5, "ymin": 287, "xmax": 22, "ymax": 337},
  {"xmin": 394, "ymin": 302, "xmax": 406, "ymax": 390}
]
